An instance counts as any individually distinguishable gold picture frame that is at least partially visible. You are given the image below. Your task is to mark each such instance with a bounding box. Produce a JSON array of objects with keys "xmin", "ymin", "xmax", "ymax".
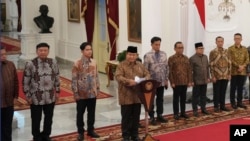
[
  {"xmin": 67, "ymin": 0, "xmax": 80, "ymax": 22},
  {"xmin": 127, "ymin": 0, "xmax": 141, "ymax": 43}
]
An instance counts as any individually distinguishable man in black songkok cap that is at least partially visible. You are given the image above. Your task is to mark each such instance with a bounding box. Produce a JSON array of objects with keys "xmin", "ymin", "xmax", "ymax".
[
  {"xmin": 115, "ymin": 46, "xmax": 150, "ymax": 141},
  {"xmin": 127, "ymin": 46, "xmax": 137, "ymax": 53},
  {"xmin": 190, "ymin": 42, "xmax": 210, "ymax": 117},
  {"xmin": 195, "ymin": 42, "xmax": 203, "ymax": 48}
]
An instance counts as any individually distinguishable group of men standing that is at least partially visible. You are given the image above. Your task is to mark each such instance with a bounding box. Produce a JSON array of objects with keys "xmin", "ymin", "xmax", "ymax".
[
  {"xmin": 115, "ymin": 33, "xmax": 249, "ymax": 141},
  {"xmin": 1, "ymin": 33, "xmax": 249, "ymax": 141},
  {"xmin": 1, "ymin": 42, "xmax": 101, "ymax": 141}
]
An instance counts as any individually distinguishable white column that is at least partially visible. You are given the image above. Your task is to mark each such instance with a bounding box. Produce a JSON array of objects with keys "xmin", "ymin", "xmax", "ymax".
[
  {"xmin": 19, "ymin": 33, "xmax": 56, "ymax": 60},
  {"xmin": 20, "ymin": 0, "xmax": 36, "ymax": 33},
  {"xmin": 19, "ymin": 33, "xmax": 37, "ymax": 60},
  {"xmin": 36, "ymin": 34, "xmax": 56, "ymax": 59},
  {"xmin": 180, "ymin": 3, "xmax": 189, "ymax": 55}
]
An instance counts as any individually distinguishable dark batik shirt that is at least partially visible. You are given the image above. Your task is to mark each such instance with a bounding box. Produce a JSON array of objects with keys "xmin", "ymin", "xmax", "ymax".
[
  {"xmin": 23, "ymin": 57, "xmax": 60, "ymax": 105},
  {"xmin": 1, "ymin": 60, "xmax": 19, "ymax": 108},
  {"xmin": 168, "ymin": 54, "xmax": 192, "ymax": 86}
]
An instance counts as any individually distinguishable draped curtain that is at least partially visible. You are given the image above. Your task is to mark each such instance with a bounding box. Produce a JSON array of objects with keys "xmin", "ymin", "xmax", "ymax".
[
  {"xmin": 106, "ymin": 0, "xmax": 119, "ymax": 80},
  {"xmin": 106, "ymin": 0, "xmax": 119, "ymax": 60},
  {"xmin": 16, "ymin": 0, "xmax": 22, "ymax": 32},
  {"xmin": 81, "ymin": 0, "xmax": 95, "ymax": 43}
]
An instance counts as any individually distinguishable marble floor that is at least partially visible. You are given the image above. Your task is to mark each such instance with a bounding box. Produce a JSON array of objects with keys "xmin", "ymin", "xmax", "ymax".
[{"xmin": 3, "ymin": 32, "xmax": 248, "ymax": 140}]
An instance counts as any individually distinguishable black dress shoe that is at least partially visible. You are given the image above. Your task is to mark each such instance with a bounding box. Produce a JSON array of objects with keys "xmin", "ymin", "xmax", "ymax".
[
  {"xmin": 33, "ymin": 137, "xmax": 43, "ymax": 141},
  {"xmin": 150, "ymin": 118, "xmax": 157, "ymax": 125},
  {"xmin": 122, "ymin": 138, "xmax": 130, "ymax": 141},
  {"xmin": 87, "ymin": 131, "xmax": 100, "ymax": 138},
  {"xmin": 180, "ymin": 113, "xmax": 189, "ymax": 119},
  {"xmin": 174, "ymin": 114, "xmax": 180, "ymax": 120},
  {"xmin": 220, "ymin": 107, "xmax": 230, "ymax": 112},
  {"xmin": 231, "ymin": 104, "xmax": 237, "ymax": 109},
  {"xmin": 131, "ymin": 136, "xmax": 141, "ymax": 141},
  {"xmin": 77, "ymin": 134, "xmax": 84, "ymax": 141},
  {"xmin": 157, "ymin": 115, "xmax": 168, "ymax": 123},
  {"xmin": 237, "ymin": 103, "xmax": 247, "ymax": 109},
  {"xmin": 42, "ymin": 136, "xmax": 52, "ymax": 141},
  {"xmin": 201, "ymin": 110, "xmax": 210, "ymax": 115},
  {"xmin": 193, "ymin": 111, "xmax": 199, "ymax": 117}
]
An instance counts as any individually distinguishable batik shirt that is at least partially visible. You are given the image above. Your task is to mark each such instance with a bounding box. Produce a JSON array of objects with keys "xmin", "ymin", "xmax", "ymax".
[
  {"xmin": 228, "ymin": 45, "xmax": 249, "ymax": 75},
  {"xmin": 1, "ymin": 60, "xmax": 19, "ymax": 108},
  {"xmin": 168, "ymin": 54, "xmax": 192, "ymax": 86},
  {"xmin": 115, "ymin": 60, "xmax": 150, "ymax": 105},
  {"xmin": 209, "ymin": 47, "xmax": 231, "ymax": 80},
  {"xmin": 71, "ymin": 56, "xmax": 100, "ymax": 99},
  {"xmin": 143, "ymin": 50, "xmax": 169, "ymax": 86},
  {"xmin": 23, "ymin": 57, "xmax": 60, "ymax": 105}
]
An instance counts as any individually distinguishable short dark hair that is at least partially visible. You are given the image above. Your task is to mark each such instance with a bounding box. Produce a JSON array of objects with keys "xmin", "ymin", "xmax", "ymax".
[
  {"xmin": 234, "ymin": 33, "xmax": 242, "ymax": 37},
  {"xmin": 174, "ymin": 41, "xmax": 182, "ymax": 48},
  {"xmin": 215, "ymin": 36, "xmax": 224, "ymax": 41},
  {"xmin": 80, "ymin": 42, "xmax": 92, "ymax": 50},
  {"xmin": 36, "ymin": 42, "xmax": 50, "ymax": 49},
  {"xmin": 151, "ymin": 36, "xmax": 161, "ymax": 44}
]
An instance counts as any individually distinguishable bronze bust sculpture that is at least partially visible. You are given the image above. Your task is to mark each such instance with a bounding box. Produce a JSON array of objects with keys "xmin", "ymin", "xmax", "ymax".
[{"xmin": 34, "ymin": 5, "xmax": 54, "ymax": 33}]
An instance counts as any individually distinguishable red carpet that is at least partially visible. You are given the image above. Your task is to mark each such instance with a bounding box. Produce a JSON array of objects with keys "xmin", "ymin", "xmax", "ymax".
[
  {"xmin": 0, "ymin": 36, "xmax": 21, "ymax": 54},
  {"xmin": 15, "ymin": 71, "xmax": 113, "ymax": 111},
  {"xmin": 49, "ymin": 102, "xmax": 250, "ymax": 141},
  {"xmin": 154, "ymin": 116, "xmax": 250, "ymax": 141}
]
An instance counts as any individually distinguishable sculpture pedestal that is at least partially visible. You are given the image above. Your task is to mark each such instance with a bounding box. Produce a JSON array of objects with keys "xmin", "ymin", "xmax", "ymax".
[
  {"xmin": 19, "ymin": 33, "xmax": 56, "ymax": 60},
  {"xmin": 7, "ymin": 54, "xmax": 20, "ymax": 68}
]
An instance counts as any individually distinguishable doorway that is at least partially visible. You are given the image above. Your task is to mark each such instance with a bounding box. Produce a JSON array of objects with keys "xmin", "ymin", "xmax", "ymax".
[{"xmin": 93, "ymin": 0, "xmax": 110, "ymax": 73}]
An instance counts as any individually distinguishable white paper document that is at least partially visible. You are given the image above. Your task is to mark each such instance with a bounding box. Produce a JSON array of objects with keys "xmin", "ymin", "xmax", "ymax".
[{"xmin": 134, "ymin": 76, "xmax": 145, "ymax": 84}]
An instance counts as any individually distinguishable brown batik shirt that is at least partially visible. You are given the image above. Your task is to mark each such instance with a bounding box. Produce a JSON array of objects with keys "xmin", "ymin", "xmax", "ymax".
[
  {"xmin": 209, "ymin": 47, "xmax": 231, "ymax": 80},
  {"xmin": 115, "ymin": 60, "xmax": 150, "ymax": 105},
  {"xmin": 168, "ymin": 54, "xmax": 192, "ymax": 86},
  {"xmin": 1, "ymin": 60, "xmax": 19, "ymax": 108},
  {"xmin": 71, "ymin": 56, "xmax": 100, "ymax": 99}
]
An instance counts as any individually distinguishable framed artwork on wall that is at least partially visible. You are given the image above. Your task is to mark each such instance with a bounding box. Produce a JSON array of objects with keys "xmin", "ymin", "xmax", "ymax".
[
  {"xmin": 67, "ymin": 0, "xmax": 80, "ymax": 22},
  {"xmin": 127, "ymin": 0, "xmax": 141, "ymax": 43}
]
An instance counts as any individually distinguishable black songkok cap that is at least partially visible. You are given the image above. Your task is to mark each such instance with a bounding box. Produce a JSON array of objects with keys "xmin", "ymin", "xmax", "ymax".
[
  {"xmin": 127, "ymin": 46, "xmax": 137, "ymax": 53},
  {"xmin": 195, "ymin": 42, "xmax": 203, "ymax": 48}
]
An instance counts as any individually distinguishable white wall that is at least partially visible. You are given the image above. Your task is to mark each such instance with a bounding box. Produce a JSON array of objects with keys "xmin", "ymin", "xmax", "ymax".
[
  {"xmin": 19, "ymin": 0, "xmax": 85, "ymax": 62},
  {"xmin": 117, "ymin": 0, "xmax": 141, "ymax": 56},
  {"xmin": 162, "ymin": 0, "xmax": 181, "ymax": 57},
  {"xmin": 118, "ymin": 0, "xmax": 180, "ymax": 59},
  {"xmin": 203, "ymin": 0, "xmax": 250, "ymax": 56},
  {"xmin": 57, "ymin": 0, "xmax": 85, "ymax": 62},
  {"xmin": 18, "ymin": 0, "xmax": 250, "ymax": 61}
]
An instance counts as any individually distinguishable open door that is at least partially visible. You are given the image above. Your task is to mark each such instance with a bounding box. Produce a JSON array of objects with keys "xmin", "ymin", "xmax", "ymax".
[{"xmin": 93, "ymin": 0, "xmax": 110, "ymax": 73}]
